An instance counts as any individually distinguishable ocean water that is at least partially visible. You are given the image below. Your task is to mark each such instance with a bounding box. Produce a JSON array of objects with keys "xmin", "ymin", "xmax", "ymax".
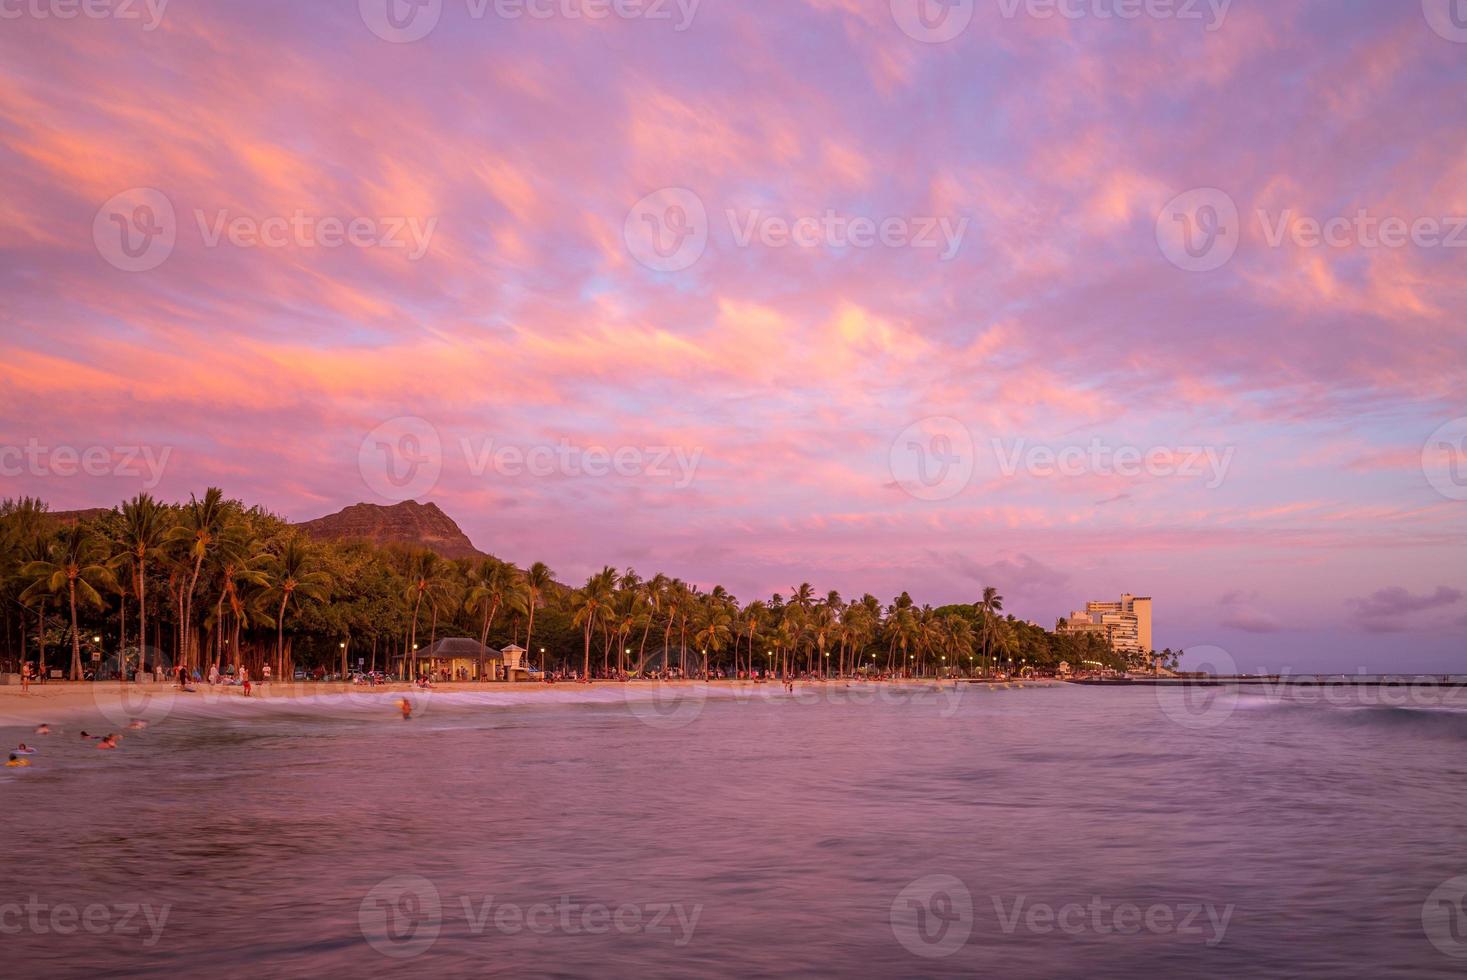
[{"xmin": 3, "ymin": 681, "xmax": 1467, "ymax": 978}]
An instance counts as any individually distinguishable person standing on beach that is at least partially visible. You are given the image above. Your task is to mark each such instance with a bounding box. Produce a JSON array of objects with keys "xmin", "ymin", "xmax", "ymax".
[
  {"xmin": 208, "ymin": 664, "xmax": 220, "ymax": 686},
  {"xmin": 21, "ymin": 662, "xmax": 32, "ymax": 693},
  {"xmin": 263, "ymin": 663, "xmax": 272, "ymax": 686}
]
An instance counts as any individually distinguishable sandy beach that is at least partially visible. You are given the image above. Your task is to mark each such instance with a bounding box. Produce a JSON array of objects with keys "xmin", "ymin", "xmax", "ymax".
[{"xmin": 0, "ymin": 677, "xmax": 1062, "ymax": 728}]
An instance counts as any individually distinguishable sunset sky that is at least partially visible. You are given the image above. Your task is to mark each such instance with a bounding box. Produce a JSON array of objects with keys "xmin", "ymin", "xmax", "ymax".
[{"xmin": 2, "ymin": 0, "xmax": 1464, "ymax": 671}]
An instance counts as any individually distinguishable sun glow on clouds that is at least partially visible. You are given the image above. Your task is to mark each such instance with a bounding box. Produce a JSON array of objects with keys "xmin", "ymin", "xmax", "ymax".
[{"xmin": 0, "ymin": 0, "xmax": 1464, "ymax": 668}]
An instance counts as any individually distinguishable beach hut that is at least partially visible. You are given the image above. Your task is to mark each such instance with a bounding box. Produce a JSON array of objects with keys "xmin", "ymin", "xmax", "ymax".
[{"xmin": 411, "ymin": 638, "xmax": 503, "ymax": 681}]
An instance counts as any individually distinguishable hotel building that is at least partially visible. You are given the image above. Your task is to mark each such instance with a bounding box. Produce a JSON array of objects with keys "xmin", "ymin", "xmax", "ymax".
[{"xmin": 1059, "ymin": 594, "xmax": 1153, "ymax": 655}]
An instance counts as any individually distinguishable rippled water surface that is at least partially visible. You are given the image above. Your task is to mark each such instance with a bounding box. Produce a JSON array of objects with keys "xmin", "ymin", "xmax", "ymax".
[{"xmin": 4, "ymin": 682, "xmax": 1467, "ymax": 978}]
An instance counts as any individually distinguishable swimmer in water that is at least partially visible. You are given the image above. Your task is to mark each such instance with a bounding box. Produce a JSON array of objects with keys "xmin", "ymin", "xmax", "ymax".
[
  {"xmin": 97, "ymin": 735, "xmax": 118, "ymax": 750},
  {"xmin": 15, "ymin": 744, "xmax": 35, "ymax": 755},
  {"xmin": 33, "ymin": 724, "xmax": 50, "ymax": 735},
  {"xmin": 6, "ymin": 754, "xmax": 29, "ymax": 768},
  {"xmin": 128, "ymin": 719, "xmax": 148, "ymax": 730},
  {"xmin": 398, "ymin": 698, "xmax": 413, "ymax": 721}
]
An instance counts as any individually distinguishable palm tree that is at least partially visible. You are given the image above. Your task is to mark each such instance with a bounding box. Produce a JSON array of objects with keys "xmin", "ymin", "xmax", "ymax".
[
  {"xmin": 737, "ymin": 599, "xmax": 765, "ymax": 677},
  {"xmin": 809, "ymin": 603, "xmax": 837, "ymax": 677},
  {"xmin": 522, "ymin": 562, "xmax": 555, "ymax": 670},
  {"xmin": 570, "ymin": 567, "xmax": 616, "ymax": 679},
  {"xmin": 163, "ymin": 488, "xmax": 228, "ymax": 669},
  {"xmin": 465, "ymin": 557, "xmax": 512, "ymax": 680},
  {"xmin": 978, "ymin": 585, "xmax": 1004, "ymax": 676},
  {"xmin": 262, "ymin": 539, "xmax": 332, "ymax": 675},
  {"xmin": 115, "ymin": 493, "xmax": 167, "ymax": 680},
  {"xmin": 209, "ymin": 522, "xmax": 268, "ymax": 673},
  {"xmin": 694, "ymin": 602, "xmax": 733, "ymax": 677},
  {"xmin": 21, "ymin": 523, "xmax": 118, "ymax": 680},
  {"xmin": 402, "ymin": 550, "xmax": 451, "ymax": 679}
]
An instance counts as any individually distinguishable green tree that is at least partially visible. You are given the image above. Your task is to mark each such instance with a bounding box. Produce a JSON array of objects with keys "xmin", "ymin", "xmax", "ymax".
[{"xmin": 21, "ymin": 523, "xmax": 118, "ymax": 680}]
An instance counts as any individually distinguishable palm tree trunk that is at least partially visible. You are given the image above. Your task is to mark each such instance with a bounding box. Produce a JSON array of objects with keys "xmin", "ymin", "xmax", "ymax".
[
  {"xmin": 582, "ymin": 619, "xmax": 592, "ymax": 679},
  {"xmin": 68, "ymin": 581, "xmax": 82, "ymax": 680},
  {"xmin": 275, "ymin": 594, "xmax": 288, "ymax": 672},
  {"xmin": 135, "ymin": 558, "xmax": 146, "ymax": 682},
  {"xmin": 637, "ymin": 616, "xmax": 652, "ymax": 674}
]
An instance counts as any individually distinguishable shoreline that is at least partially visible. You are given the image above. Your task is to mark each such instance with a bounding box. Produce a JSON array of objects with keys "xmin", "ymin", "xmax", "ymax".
[{"xmin": 0, "ymin": 677, "xmax": 1063, "ymax": 728}]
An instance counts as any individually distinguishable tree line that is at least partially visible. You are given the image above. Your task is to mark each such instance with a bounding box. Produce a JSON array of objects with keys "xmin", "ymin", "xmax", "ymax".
[{"xmin": 0, "ymin": 490, "xmax": 1141, "ymax": 681}]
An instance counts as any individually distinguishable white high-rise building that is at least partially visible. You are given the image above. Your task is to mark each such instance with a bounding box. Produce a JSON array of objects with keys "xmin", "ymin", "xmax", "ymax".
[{"xmin": 1059, "ymin": 594, "xmax": 1152, "ymax": 655}]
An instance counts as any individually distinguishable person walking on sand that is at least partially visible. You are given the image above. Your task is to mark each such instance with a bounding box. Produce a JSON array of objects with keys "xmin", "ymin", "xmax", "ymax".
[{"xmin": 262, "ymin": 663, "xmax": 272, "ymax": 686}]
